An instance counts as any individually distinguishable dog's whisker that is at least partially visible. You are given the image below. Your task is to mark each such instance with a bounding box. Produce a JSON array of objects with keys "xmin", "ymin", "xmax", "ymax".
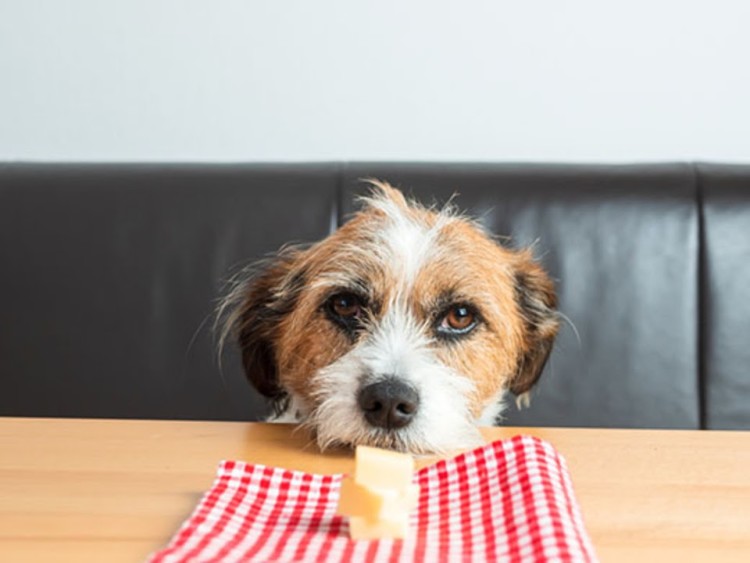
[{"xmin": 558, "ymin": 311, "xmax": 581, "ymax": 349}]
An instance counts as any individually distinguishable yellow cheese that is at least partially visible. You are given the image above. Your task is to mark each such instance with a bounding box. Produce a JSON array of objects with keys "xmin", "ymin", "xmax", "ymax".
[
  {"xmin": 378, "ymin": 484, "xmax": 419, "ymax": 516},
  {"xmin": 349, "ymin": 513, "xmax": 410, "ymax": 540},
  {"xmin": 336, "ymin": 445, "xmax": 420, "ymax": 540},
  {"xmin": 337, "ymin": 477, "xmax": 385, "ymax": 518},
  {"xmin": 354, "ymin": 445, "xmax": 414, "ymax": 490},
  {"xmin": 338, "ymin": 478, "xmax": 420, "ymax": 520}
]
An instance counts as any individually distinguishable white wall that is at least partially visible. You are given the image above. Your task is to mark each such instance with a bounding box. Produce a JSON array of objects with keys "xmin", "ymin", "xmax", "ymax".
[{"xmin": 1, "ymin": 0, "xmax": 749, "ymax": 162}]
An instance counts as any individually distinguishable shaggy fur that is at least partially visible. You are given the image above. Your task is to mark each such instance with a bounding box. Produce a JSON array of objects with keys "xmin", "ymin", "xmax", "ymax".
[{"xmin": 218, "ymin": 182, "xmax": 558, "ymax": 454}]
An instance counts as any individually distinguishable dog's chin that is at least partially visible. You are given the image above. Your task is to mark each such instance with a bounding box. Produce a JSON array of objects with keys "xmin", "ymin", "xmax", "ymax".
[{"xmin": 308, "ymin": 418, "xmax": 485, "ymax": 455}]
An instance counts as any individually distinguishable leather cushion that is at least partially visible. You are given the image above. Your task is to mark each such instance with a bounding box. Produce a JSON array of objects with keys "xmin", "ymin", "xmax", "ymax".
[
  {"xmin": 0, "ymin": 163, "xmax": 338, "ymax": 420},
  {"xmin": 699, "ymin": 164, "xmax": 750, "ymax": 429}
]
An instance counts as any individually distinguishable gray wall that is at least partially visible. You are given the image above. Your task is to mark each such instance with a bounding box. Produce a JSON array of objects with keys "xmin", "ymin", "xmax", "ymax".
[{"xmin": 1, "ymin": 1, "xmax": 749, "ymax": 162}]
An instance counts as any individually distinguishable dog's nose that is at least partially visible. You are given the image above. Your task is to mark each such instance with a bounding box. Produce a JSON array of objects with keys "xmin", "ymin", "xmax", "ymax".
[{"xmin": 357, "ymin": 379, "xmax": 420, "ymax": 429}]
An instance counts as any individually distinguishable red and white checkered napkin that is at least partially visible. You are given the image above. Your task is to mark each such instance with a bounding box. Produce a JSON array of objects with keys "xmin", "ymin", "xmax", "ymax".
[{"xmin": 149, "ymin": 436, "xmax": 597, "ymax": 562}]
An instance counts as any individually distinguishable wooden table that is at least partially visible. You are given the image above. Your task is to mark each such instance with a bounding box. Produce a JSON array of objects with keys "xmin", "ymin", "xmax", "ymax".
[{"xmin": 1, "ymin": 418, "xmax": 749, "ymax": 562}]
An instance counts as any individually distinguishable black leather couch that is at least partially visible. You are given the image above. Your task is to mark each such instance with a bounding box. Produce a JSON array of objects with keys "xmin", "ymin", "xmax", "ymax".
[{"xmin": 1, "ymin": 163, "xmax": 748, "ymax": 430}]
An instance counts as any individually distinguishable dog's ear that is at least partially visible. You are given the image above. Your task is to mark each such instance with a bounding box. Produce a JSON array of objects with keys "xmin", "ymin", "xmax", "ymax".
[
  {"xmin": 509, "ymin": 254, "xmax": 560, "ymax": 395},
  {"xmin": 221, "ymin": 252, "xmax": 304, "ymax": 403}
]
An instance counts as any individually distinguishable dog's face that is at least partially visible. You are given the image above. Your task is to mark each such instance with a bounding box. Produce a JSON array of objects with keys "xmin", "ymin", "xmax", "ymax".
[{"xmin": 220, "ymin": 182, "xmax": 558, "ymax": 453}]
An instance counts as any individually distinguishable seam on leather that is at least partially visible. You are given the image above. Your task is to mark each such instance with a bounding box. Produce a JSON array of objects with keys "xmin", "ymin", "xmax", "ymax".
[{"xmin": 694, "ymin": 162, "xmax": 708, "ymax": 430}]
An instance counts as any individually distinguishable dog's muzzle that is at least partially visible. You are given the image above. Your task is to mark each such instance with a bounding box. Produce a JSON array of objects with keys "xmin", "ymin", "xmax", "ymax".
[{"xmin": 357, "ymin": 378, "xmax": 420, "ymax": 430}]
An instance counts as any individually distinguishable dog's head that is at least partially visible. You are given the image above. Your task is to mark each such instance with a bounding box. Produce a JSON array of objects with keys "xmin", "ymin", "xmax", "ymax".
[{"xmin": 219, "ymin": 182, "xmax": 558, "ymax": 453}]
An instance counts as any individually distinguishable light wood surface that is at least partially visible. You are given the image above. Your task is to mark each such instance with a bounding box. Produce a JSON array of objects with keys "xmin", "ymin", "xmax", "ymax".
[{"xmin": 1, "ymin": 418, "xmax": 749, "ymax": 562}]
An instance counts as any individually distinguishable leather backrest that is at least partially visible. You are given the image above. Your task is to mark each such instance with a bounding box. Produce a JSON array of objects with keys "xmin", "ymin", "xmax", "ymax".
[
  {"xmin": 0, "ymin": 163, "xmax": 338, "ymax": 420},
  {"xmin": 699, "ymin": 164, "xmax": 750, "ymax": 429},
  {"xmin": 2, "ymin": 162, "xmax": 749, "ymax": 429}
]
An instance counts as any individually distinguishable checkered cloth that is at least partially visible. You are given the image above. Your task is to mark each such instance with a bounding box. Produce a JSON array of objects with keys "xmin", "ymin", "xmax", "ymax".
[{"xmin": 149, "ymin": 436, "xmax": 597, "ymax": 562}]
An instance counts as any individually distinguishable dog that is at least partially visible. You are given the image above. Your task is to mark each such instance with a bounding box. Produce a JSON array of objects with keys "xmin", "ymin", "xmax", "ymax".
[{"xmin": 218, "ymin": 182, "xmax": 558, "ymax": 454}]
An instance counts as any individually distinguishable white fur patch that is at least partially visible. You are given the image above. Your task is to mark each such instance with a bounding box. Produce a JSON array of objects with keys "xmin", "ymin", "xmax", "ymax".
[
  {"xmin": 381, "ymin": 218, "xmax": 436, "ymax": 288},
  {"xmin": 308, "ymin": 301, "xmax": 484, "ymax": 454},
  {"xmin": 369, "ymin": 195, "xmax": 454, "ymax": 295},
  {"xmin": 478, "ymin": 389, "xmax": 508, "ymax": 425}
]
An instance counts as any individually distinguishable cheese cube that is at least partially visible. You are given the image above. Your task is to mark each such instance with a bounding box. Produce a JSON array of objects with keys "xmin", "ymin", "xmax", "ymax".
[
  {"xmin": 337, "ymin": 477, "xmax": 385, "ymax": 518},
  {"xmin": 354, "ymin": 445, "xmax": 414, "ymax": 490},
  {"xmin": 349, "ymin": 513, "xmax": 410, "ymax": 540},
  {"xmin": 377, "ymin": 484, "xmax": 419, "ymax": 517},
  {"xmin": 338, "ymin": 479, "xmax": 420, "ymax": 521},
  {"xmin": 336, "ymin": 445, "xmax": 420, "ymax": 540}
]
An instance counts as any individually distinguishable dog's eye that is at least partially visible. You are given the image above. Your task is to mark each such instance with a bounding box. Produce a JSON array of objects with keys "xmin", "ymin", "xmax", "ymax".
[
  {"xmin": 329, "ymin": 293, "xmax": 362, "ymax": 319},
  {"xmin": 445, "ymin": 305, "xmax": 475, "ymax": 330},
  {"xmin": 325, "ymin": 292, "xmax": 366, "ymax": 337},
  {"xmin": 437, "ymin": 304, "xmax": 478, "ymax": 336}
]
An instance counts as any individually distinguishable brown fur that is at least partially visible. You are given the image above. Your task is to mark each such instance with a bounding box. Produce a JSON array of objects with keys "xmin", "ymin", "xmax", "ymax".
[{"xmin": 222, "ymin": 181, "xmax": 559, "ymax": 419}]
